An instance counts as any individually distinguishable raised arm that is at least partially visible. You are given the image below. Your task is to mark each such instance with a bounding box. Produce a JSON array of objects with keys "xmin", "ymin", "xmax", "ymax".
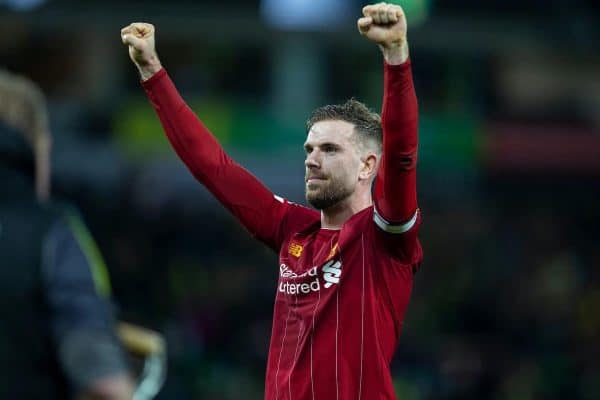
[
  {"xmin": 120, "ymin": 23, "xmax": 306, "ymax": 250},
  {"xmin": 359, "ymin": 4, "xmax": 419, "ymax": 231},
  {"xmin": 358, "ymin": 4, "xmax": 421, "ymax": 264}
]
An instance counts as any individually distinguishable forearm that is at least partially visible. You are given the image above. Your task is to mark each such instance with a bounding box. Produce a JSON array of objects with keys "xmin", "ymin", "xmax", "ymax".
[
  {"xmin": 380, "ymin": 41, "xmax": 409, "ymax": 66},
  {"xmin": 141, "ymin": 69, "xmax": 229, "ymax": 180},
  {"xmin": 141, "ymin": 70, "xmax": 285, "ymax": 245},
  {"xmin": 122, "ymin": 23, "xmax": 287, "ymax": 245},
  {"xmin": 374, "ymin": 59, "xmax": 419, "ymax": 223},
  {"xmin": 137, "ymin": 57, "xmax": 162, "ymax": 82}
]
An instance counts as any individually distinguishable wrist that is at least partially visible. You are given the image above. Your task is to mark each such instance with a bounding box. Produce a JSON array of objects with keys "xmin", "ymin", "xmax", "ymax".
[
  {"xmin": 138, "ymin": 57, "xmax": 162, "ymax": 81},
  {"xmin": 380, "ymin": 41, "xmax": 409, "ymax": 65}
]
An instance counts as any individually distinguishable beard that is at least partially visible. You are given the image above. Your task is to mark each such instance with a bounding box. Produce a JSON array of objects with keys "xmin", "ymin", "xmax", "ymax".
[{"xmin": 305, "ymin": 175, "xmax": 354, "ymax": 210}]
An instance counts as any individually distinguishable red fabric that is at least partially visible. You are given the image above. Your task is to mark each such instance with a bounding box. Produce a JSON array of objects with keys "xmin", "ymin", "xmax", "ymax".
[
  {"xmin": 142, "ymin": 60, "xmax": 422, "ymax": 399},
  {"xmin": 375, "ymin": 61, "xmax": 419, "ymax": 224},
  {"xmin": 142, "ymin": 68, "xmax": 317, "ymax": 250}
]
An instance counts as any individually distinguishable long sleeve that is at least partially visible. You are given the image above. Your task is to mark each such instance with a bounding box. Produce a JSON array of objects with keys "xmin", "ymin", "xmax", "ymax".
[
  {"xmin": 373, "ymin": 60, "xmax": 419, "ymax": 231},
  {"xmin": 372, "ymin": 60, "xmax": 422, "ymax": 264},
  {"xmin": 141, "ymin": 69, "xmax": 314, "ymax": 250}
]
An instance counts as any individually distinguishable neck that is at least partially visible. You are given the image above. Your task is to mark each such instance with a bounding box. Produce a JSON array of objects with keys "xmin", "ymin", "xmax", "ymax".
[{"xmin": 320, "ymin": 189, "xmax": 372, "ymax": 229}]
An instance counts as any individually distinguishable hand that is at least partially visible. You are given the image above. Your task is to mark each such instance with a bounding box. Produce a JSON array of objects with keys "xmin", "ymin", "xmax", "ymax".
[
  {"xmin": 121, "ymin": 22, "xmax": 162, "ymax": 81},
  {"xmin": 357, "ymin": 2, "xmax": 409, "ymax": 65}
]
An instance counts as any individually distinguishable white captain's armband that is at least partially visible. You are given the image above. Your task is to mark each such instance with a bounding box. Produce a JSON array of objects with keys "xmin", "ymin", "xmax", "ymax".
[
  {"xmin": 373, "ymin": 207, "xmax": 419, "ymax": 234},
  {"xmin": 274, "ymin": 194, "xmax": 298, "ymax": 206},
  {"xmin": 274, "ymin": 195, "xmax": 285, "ymax": 203}
]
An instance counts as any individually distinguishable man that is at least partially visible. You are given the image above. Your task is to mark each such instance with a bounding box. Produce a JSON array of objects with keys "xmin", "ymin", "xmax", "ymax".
[
  {"xmin": 122, "ymin": 2, "xmax": 422, "ymax": 398},
  {"xmin": 0, "ymin": 70, "xmax": 134, "ymax": 400}
]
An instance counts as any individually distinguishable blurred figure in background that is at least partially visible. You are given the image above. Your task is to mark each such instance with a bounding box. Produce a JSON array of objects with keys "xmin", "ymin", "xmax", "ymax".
[{"xmin": 0, "ymin": 70, "xmax": 134, "ymax": 399}]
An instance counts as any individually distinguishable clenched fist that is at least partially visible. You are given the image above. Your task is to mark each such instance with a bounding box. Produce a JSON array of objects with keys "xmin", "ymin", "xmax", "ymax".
[
  {"xmin": 358, "ymin": 2, "xmax": 409, "ymax": 65},
  {"xmin": 121, "ymin": 22, "xmax": 162, "ymax": 81}
]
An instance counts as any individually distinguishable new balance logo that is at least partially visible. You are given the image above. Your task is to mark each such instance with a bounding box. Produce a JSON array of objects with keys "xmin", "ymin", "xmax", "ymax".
[
  {"xmin": 322, "ymin": 259, "xmax": 342, "ymax": 288},
  {"xmin": 288, "ymin": 242, "xmax": 303, "ymax": 257}
]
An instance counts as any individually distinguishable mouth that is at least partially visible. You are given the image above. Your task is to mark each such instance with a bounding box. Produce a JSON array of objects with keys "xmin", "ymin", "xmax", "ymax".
[{"xmin": 306, "ymin": 176, "xmax": 327, "ymax": 183}]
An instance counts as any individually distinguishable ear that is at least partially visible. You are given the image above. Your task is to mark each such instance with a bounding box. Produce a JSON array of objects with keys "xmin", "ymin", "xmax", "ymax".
[{"xmin": 358, "ymin": 153, "xmax": 378, "ymax": 181}]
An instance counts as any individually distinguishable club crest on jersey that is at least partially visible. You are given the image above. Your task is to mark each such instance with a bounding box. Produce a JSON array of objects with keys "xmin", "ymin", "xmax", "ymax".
[
  {"xmin": 322, "ymin": 259, "xmax": 342, "ymax": 288},
  {"xmin": 326, "ymin": 243, "xmax": 339, "ymax": 260},
  {"xmin": 288, "ymin": 242, "xmax": 303, "ymax": 257}
]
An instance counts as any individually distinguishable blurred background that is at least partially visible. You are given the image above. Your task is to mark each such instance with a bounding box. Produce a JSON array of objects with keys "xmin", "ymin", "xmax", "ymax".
[{"xmin": 1, "ymin": 0, "xmax": 599, "ymax": 398}]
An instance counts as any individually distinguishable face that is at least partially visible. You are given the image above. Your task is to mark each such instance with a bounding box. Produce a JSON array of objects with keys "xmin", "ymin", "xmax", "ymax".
[{"xmin": 304, "ymin": 120, "xmax": 362, "ymax": 210}]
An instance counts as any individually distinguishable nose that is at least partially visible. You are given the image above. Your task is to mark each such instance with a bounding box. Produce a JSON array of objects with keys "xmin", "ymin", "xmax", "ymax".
[{"xmin": 305, "ymin": 151, "xmax": 320, "ymax": 169}]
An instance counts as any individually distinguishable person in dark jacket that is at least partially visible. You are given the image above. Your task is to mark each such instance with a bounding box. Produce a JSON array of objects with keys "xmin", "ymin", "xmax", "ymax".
[{"xmin": 0, "ymin": 69, "xmax": 134, "ymax": 400}]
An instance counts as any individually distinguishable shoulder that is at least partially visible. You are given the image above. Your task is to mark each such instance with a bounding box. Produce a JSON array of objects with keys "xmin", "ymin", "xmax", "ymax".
[
  {"xmin": 287, "ymin": 202, "xmax": 320, "ymax": 224},
  {"xmin": 344, "ymin": 206, "xmax": 423, "ymax": 265},
  {"xmin": 336, "ymin": 207, "xmax": 374, "ymax": 246},
  {"xmin": 276, "ymin": 196, "xmax": 320, "ymax": 232}
]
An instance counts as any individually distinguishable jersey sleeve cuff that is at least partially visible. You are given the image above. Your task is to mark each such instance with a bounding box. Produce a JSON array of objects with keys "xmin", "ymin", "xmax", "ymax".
[
  {"xmin": 373, "ymin": 207, "xmax": 419, "ymax": 234},
  {"xmin": 384, "ymin": 58, "xmax": 411, "ymax": 71},
  {"xmin": 140, "ymin": 67, "xmax": 167, "ymax": 88}
]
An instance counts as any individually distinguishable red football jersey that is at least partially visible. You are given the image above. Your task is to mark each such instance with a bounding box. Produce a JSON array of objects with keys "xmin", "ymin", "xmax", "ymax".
[
  {"xmin": 142, "ymin": 60, "xmax": 422, "ymax": 400},
  {"xmin": 264, "ymin": 200, "xmax": 421, "ymax": 400}
]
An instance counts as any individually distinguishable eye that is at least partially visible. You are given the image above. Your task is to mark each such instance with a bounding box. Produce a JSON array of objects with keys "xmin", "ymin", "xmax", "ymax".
[
  {"xmin": 304, "ymin": 145, "xmax": 313, "ymax": 154},
  {"xmin": 323, "ymin": 145, "xmax": 338, "ymax": 153}
]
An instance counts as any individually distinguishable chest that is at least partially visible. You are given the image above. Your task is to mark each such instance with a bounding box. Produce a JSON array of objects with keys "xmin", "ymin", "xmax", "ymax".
[{"xmin": 277, "ymin": 229, "xmax": 371, "ymax": 302}]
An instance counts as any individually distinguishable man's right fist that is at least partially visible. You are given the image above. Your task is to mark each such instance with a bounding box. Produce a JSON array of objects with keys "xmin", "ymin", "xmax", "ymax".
[
  {"xmin": 357, "ymin": 2, "xmax": 409, "ymax": 65},
  {"xmin": 121, "ymin": 22, "xmax": 162, "ymax": 80}
]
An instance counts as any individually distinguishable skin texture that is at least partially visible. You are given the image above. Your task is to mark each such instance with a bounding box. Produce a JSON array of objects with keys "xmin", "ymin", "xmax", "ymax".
[
  {"xmin": 358, "ymin": 2, "xmax": 409, "ymax": 65},
  {"xmin": 304, "ymin": 120, "xmax": 378, "ymax": 228}
]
